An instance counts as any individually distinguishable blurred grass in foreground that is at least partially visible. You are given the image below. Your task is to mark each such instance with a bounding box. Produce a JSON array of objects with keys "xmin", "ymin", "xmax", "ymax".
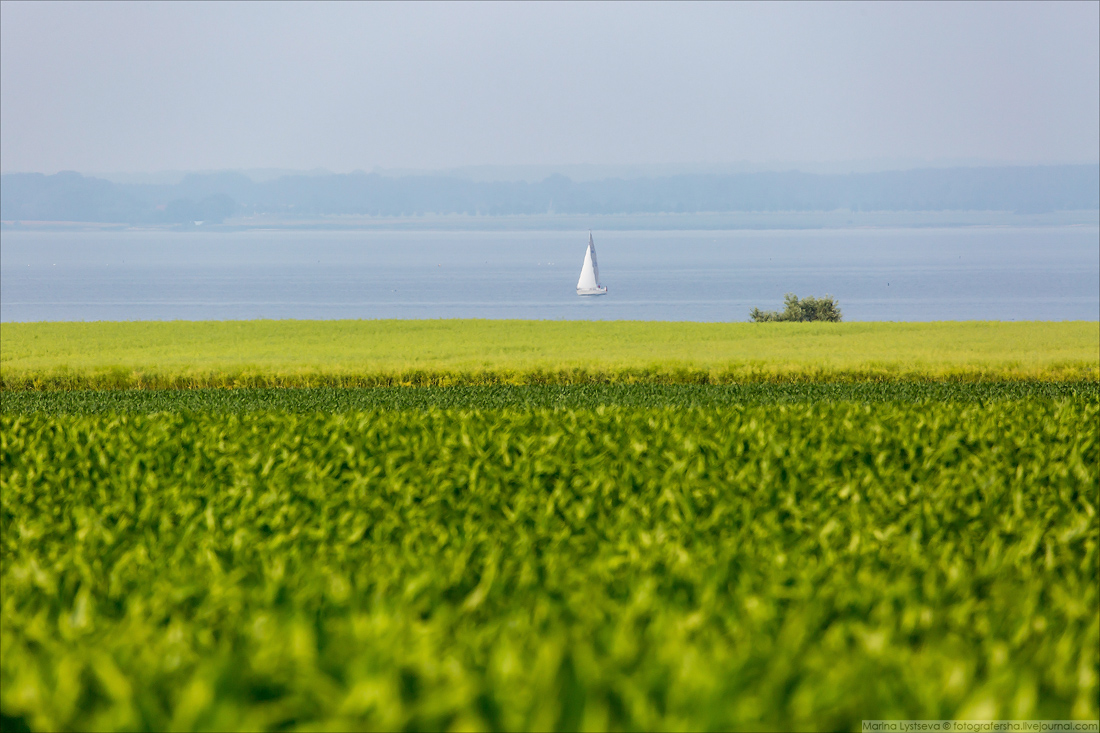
[
  {"xmin": 2, "ymin": 319, "xmax": 1097, "ymax": 390},
  {"xmin": 2, "ymin": 401, "xmax": 1098, "ymax": 730}
]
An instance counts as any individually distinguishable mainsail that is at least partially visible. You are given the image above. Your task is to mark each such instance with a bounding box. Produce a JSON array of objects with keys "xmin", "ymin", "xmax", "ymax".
[{"xmin": 576, "ymin": 232, "xmax": 607, "ymax": 296}]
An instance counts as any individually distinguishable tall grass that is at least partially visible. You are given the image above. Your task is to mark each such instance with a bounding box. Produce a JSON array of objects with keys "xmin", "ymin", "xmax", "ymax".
[
  {"xmin": 4, "ymin": 382, "xmax": 1097, "ymax": 414},
  {"xmin": 3, "ymin": 401, "xmax": 1097, "ymax": 729}
]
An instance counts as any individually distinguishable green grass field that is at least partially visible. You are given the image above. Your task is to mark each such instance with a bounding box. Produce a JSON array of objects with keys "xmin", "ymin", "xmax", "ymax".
[
  {"xmin": 3, "ymin": 318, "xmax": 1097, "ymax": 730},
  {"xmin": 2, "ymin": 320, "xmax": 1097, "ymax": 390},
  {"xmin": 3, "ymin": 400, "xmax": 1097, "ymax": 730}
]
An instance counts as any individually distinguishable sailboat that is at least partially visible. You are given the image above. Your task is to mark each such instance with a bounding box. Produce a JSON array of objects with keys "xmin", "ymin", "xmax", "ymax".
[{"xmin": 576, "ymin": 232, "xmax": 608, "ymax": 296}]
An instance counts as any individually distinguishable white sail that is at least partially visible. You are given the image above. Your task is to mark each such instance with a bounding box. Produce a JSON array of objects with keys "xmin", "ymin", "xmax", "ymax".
[{"xmin": 576, "ymin": 232, "xmax": 607, "ymax": 295}]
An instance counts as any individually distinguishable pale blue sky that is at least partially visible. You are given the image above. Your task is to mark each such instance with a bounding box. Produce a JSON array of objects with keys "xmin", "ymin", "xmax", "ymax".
[{"xmin": 1, "ymin": 1, "xmax": 1097, "ymax": 174}]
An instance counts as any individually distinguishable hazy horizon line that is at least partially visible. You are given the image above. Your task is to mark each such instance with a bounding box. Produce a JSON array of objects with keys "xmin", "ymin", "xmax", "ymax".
[{"xmin": 4, "ymin": 158, "xmax": 1100, "ymax": 186}]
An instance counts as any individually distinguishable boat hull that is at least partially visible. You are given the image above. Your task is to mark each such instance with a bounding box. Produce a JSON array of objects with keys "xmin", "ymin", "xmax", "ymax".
[{"xmin": 577, "ymin": 287, "xmax": 608, "ymax": 296}]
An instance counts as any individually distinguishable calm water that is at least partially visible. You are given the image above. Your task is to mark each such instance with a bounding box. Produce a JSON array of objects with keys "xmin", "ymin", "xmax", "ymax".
[{"xmin": 1, "ymin": 227, "xmax": 1097, "ymax": 322}]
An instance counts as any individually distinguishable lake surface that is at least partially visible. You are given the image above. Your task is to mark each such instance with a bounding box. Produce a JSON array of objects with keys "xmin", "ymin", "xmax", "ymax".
[{"xmin": 1, "ymin": 227, "xmax": 1097, "ymax": 322}]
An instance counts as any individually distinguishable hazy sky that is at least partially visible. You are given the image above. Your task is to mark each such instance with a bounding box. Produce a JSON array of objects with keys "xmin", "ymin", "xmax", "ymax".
[{"xmin": 2, "ymin": 1, "xmax": 1098, "ymax": 174}]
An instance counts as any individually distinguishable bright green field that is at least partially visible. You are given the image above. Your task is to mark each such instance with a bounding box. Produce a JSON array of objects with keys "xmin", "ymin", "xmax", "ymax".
[
  {"xmin": 2, "ymin": 320, "xmax": 1097, "ymax": 390},
  {"xmin": 3, "ymin": 318, "xmax": 1098, "ymax": 730},
  {"xmin": 3, "ymin": 400, "xmax": 1097, "ymax": 731}
]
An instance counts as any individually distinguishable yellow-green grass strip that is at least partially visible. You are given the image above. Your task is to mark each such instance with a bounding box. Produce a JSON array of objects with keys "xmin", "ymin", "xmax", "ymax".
[{"xmin": 2, "ymin": 319, "xmax": 1097, "ymax": 390}]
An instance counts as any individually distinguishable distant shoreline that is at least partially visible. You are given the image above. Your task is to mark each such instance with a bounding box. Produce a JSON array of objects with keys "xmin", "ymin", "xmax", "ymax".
[{"xmin": 2, "ymin": 209, "xmax": 1098, "ymax": 233}]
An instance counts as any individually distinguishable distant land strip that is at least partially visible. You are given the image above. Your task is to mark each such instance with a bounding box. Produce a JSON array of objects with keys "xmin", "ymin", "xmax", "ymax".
[
  {"xmin": 2, "ymin": 320, "xmax": 1096, "ymax": 391},
  {"xmin": 2, "ymin": 164, "xmax": 1097, "ymax": 224}
]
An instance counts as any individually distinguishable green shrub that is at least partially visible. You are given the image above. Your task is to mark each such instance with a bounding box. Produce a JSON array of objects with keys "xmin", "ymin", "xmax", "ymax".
[{"xmin": 751, "ymin": 293, "xmax": 843, "ymax": 322}]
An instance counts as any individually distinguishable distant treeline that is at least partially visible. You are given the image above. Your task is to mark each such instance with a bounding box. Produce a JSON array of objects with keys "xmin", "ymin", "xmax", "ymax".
[{"xmin": 2, "ymin": 165, "xmax": 1097, "ymax": 223}]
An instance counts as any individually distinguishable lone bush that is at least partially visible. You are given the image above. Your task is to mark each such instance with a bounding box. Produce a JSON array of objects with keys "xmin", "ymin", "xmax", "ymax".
[{"xmin": 750, "ymin": 293, "xmax": 842, "ymax": 322}]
